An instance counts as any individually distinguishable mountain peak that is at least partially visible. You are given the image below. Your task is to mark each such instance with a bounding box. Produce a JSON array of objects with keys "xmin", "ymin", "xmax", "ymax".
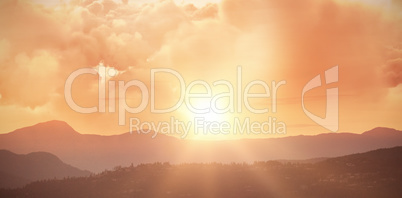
[
  {"xmin": 35, "ymin": 120, "xmax": 71, "ymax": 128},
  {"xmin": 10, "ymin": 120, "xmax": 79, "ymax": 136},
  {"xmin": 362, "ymin": 127, "xmax": 399, "ymax": 135}
]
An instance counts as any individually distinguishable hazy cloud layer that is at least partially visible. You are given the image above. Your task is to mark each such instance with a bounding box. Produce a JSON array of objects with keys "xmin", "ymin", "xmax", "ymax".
[{"xmin": 0, "ymin": 0, "xmax": 401, "ymax": 135}]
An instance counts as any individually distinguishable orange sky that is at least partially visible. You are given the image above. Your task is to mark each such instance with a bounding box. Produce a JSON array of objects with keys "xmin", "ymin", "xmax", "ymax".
[{"xmin": 0, "ymin": 0, "xmax": 401, "ymax": 139}]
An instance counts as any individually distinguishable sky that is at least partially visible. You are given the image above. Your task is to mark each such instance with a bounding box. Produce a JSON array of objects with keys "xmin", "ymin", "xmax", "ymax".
[{"xmin": 0, "ymin": 0, "xmax": 401, "ymax": 139}]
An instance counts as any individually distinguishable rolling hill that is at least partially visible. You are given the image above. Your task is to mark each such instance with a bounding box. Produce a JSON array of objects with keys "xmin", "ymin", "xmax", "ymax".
[
  {"xmin": 0, "ymin": 121, "xmax": 401, "ymax": 172},
  {"xmin": 0, "ymin": 150, "xmax": 90, "ymax": 189}
]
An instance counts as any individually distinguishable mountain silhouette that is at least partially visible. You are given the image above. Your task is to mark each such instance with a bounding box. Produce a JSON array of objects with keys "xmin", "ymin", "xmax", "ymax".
[
  {"xmin": 0, "ymin": 149, "xmax": 90, "ymax": 189},
  {"xmin": 0, "ymin": 120, "xmax": 401, "ymax": 172},
  {"xmin": 2, "ymin": 147, "xmax": 401, "ymax": 198},
  {"xmin": 317, "ymin": 146, "xmax": 402, "ymax": 172}
]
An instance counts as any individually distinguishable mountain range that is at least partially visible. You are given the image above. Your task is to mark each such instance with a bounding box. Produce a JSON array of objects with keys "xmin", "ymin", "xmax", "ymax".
[
  {"xmin": 0, "ymin": 120, "xmax": 401, "ymax": 173},
  {"xmin": 2, "ymin": 147, "xmax": 402, "ymax": 198}
]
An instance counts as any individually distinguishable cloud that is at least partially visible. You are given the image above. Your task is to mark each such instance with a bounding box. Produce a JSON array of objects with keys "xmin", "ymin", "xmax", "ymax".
[
  {"xmin": 383, "ymin": 58, "xmax": 402, "ymax": 87},
  {"xmin": 183, "ymin": 3, "xmax": 218, "ymax": 20},
  {"xmin": 87, "ymin": 1, "xmax": 104, "ymax": 15},
  {"xmin": 0, "ymin": 50, "xmax": 61, "ymax": 107},
  {"xmin": 382, "ymin": 43, "xmax": 402, "ymax": 86}
]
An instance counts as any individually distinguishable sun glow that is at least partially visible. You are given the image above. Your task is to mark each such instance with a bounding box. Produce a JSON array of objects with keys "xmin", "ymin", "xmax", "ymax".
[{"xmin": 183, "ymin": 96, "xmax": 233, "ymax": 140}]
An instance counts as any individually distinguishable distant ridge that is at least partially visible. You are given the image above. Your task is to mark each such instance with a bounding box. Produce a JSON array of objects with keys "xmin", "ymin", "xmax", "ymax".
[
  {"xmin": 0, "ymin": 121, "xmax": 401, "ymax": 172},
  {"xmin": 0, "ymin": 150, "xmax": 90, "ymax": 189},
  {"xmin": 10, "ymin": 120, "xmax": 79, "ymax": 136},
  {"xmin": 362, "ymin": 127, "xmax": 399, "ymax": 135}
]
